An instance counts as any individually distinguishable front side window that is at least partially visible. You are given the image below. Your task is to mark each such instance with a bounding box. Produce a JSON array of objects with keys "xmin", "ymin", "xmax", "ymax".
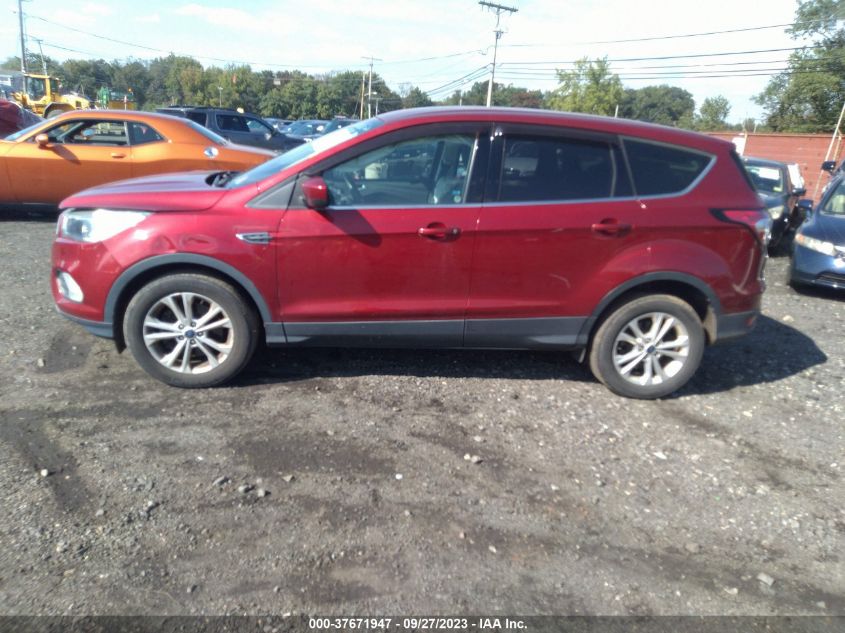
[
  {"xmin": 186, "ymin": 111, "xmax": 207, "ymax": 125},
  {"xmin": 624, "ymin": 139, "xmax": 712, "ymax": 196},
  {"xmin": 26, "ymin": 76, "xmax": 47, "ymax": 99},
  {"xmin": 45, "ymin": 120, "xmax": 128, "ymax": 146},
  {"xmin": 246, "ymin": 118, "xmax": 273, "ymax": 134},
  {"xmin": 498, "ymin": 134, "xmax": 631, "ymax": 202},
  {"xmin": 322, "ymin": 134, "xmax": 478, "ymax": 207}
]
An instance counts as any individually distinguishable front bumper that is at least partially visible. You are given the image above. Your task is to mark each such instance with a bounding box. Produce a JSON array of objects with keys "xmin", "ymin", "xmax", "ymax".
[
  {"xmin": 55, "ymin": 306, "xmax": 114, "ymax": 339},
  {"xmin": 790, "ymin": 243, "xmax": 845, "ymax": 289}
]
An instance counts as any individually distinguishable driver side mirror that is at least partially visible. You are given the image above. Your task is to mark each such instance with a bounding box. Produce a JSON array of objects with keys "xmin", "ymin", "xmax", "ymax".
[
  {"xmin": 792, "ymin": 187, "xmax": 806, "ymax": 197},
  {"xmin": 301, "ymin": 176, "xmax": 329, "ymax": 210},
  {"xmin": 35, "ymin": 133, "xmax": 50, "ymax": 148},
  {"xmin": 796, "ymin": 198, "xmax": 814, "ymax": 219},
  {"xmin": 822, "ymin": 160, "xmax": 837, "ymax": 173}
]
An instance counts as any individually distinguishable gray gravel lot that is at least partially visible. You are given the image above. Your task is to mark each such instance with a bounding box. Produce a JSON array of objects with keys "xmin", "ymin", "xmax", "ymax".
[{"xmin": 0, "ymin": 211, "xmax": 843, "ymax": 616}]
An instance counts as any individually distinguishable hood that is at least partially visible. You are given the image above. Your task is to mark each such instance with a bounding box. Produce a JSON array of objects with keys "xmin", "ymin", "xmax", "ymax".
[
  {"xmin": 759, "ymin": 192, "xmax": 786, "ymax": 208},
  {"xmin": 59, "ymin": 171, "xmax": 229, "ymax": 212},
  {"xmin": 802, "ymin": 211, "xmax": 845, "ymax": 245}
]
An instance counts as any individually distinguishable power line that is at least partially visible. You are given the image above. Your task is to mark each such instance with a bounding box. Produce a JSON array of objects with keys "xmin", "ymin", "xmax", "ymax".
[{"xmin": 501, "ymin": 45, "xmax": 824, "ymax": 66}]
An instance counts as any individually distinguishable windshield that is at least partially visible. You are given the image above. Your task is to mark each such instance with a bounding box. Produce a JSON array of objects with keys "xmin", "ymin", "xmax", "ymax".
[
  {"xmin": 287, "ymin": 120, "xmax": 326, "ymax": 136},
  {"xmin": 4, "ymin": 120, "xmax": 45, "ymax": 142},
  {"xmin": 820, "ymin": 178, "xmax": 845, "ymax": 216},
  {"xmin": 184, "ymin": 119, "xmax": 228, "ymax": 145},
  {"xmin": 745, "ymin": 162, "xmax": 784, "ymax": 194},
  {"xmin": 227, "ymin": 117, "xmax": 384, "ymax": 189}
]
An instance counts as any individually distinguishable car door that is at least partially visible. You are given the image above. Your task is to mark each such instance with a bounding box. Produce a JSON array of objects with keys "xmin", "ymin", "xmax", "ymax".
[
  {"xmin": 465, "ymin": 125, "xmax": 643, "ymax": 348},
  {"xmin": 214, "ymin": 113, "xmax": 257, "ymax": 147},
  {"xmin": 271, "ymin": 125, "xmax": 491, "ymax": 345},
  {"xmin": 6, "ymin": 118, "xmax": 133, "ymax": 204}
]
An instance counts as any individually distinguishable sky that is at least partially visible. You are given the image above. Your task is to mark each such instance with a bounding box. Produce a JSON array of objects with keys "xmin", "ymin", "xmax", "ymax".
[{"xmin": 1, "ymin": 0, "xmax": 810, "ymax": 122}]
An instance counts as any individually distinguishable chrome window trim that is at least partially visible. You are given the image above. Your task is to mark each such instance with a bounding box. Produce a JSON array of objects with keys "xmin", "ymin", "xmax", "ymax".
[{"xmin": 621, "ymin": 136, "xmax": 716, "ymax": 199}]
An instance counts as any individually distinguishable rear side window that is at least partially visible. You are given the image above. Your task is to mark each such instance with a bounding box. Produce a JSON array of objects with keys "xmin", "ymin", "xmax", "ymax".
[
  {"xmin": 498, "ymin": 135, "xmax": 632, "ymax": 202},
  {"xmin": 216, "ymin": 114, "xmax": 249, "ymax": 132},
  {"xmin": 187, "ymin": 112, "xmax": 207, "ymax": 125},
  {"xmin": 128, "ymin": 122, "xmax": 164, "ymax": 145},
  {"xmin": 624, "ymin": 139, "xmax": 712, "ymax": 196}
]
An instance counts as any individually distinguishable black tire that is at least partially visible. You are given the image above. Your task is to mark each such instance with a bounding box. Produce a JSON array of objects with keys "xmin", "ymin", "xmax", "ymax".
[
  {"xmin": 588, "ymin": 294, "xmax": 705, "ymax": 399},
  {"xmin": 123, "ymin": 273, "xmax": 259, "ymax": 388}
]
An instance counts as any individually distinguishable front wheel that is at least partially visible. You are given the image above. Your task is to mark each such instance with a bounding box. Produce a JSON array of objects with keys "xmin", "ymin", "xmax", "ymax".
[
  {"xmin": 588, "ymin": 295, "xmax": 705, "ymax": 399},
  {"xmin": 123, "ymin": 273, "xmax": 259, "ymax": 388}
]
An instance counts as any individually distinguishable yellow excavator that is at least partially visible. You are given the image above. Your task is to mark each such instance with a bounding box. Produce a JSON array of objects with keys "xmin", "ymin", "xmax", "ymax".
[{"xmin": 10, "ymin": 72, "xmax": 91, "ymax": 118}]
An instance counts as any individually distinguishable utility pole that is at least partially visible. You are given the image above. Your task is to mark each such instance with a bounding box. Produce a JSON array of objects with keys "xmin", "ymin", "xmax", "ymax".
[
  {"xmin": 18, "ymin": 0, "xmax": 27, "ymax": 73},
  {"xmin": 359, "ymin": 71, "xmax": 366, "ymax": 119},
  {"xmin": 34, "ymin": 38, "xmax": 46, "ymax": 74},
  {"xmin": 362, "ymin": 55, "xmax": 381, "ymax": 118},
  {"xmin": 478, "ymin": 1, "xmax": 517, "ymax": 107}
]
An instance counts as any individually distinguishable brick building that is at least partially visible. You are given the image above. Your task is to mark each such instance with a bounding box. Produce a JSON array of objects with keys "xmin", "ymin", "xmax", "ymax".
[{"xmin": 710, "ymin": 132, "xmax": 843, "ymax": 202}]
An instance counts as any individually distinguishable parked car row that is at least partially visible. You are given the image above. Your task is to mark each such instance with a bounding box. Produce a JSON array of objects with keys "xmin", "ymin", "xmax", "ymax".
[
  {"xmin": 790, "ymin": 163, "xmax": 845, "ymax": 290},
  {"xmin": 0, "ymin": 110, "xmax": 274, "ymax": 206},
  {"xmin": 155, "ymin": 106, "xmax": 305, "ymax": 153}
]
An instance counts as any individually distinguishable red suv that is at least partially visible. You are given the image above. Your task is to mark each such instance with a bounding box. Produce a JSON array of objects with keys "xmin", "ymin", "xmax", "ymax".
[{"xmin": 52, "ymin": 107, "xmax": 769, "ymax": 398}]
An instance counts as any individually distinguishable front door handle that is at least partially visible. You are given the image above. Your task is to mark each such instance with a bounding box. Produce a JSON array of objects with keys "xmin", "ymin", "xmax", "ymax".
[
  {"xmin": 110, "ymin": 152, "xmax": 126, "ymax": 159},
  {"xmin": 418, "ymin": 224, "xmax": 461, "ymax": 239},
  {"xmin": 591, "ymin": 219, "xmax": 632, "ymax": 237}
]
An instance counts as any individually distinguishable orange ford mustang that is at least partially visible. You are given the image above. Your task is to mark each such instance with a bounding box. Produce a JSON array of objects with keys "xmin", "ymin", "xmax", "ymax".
[{"xmin": 0, "ymin": 110, "xmax": 275, "ymax": 205}]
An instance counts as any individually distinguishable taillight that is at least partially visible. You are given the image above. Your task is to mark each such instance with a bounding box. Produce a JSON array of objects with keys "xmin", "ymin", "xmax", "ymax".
[{"xmin": 711, "ymin": 209, "xmax": 772, "ymax": 245}]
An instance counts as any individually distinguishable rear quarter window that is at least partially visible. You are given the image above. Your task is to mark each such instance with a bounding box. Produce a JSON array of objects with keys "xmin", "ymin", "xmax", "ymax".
[{"xmin": 624, "ymin": 139, "xmax": 712, "ymax": 196}]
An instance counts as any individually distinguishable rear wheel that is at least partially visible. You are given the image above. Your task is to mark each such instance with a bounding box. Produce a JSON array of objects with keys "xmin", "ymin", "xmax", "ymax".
[
  {"xmin": 588, "ymin": 295, "xmax": 705, "ymax": 399},
  {"xmin": 123, "ymin": 274, "xmax": 259, "ymax": 388}
]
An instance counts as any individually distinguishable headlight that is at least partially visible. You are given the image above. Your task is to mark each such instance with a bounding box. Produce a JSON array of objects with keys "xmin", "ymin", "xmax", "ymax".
[
  {"xmin": 794, "ymin": 233, "xmax": 836, "ymax": 256},
  {"xmin": 767, "ymin": 204, "xmax": 786, "ymax": 220},
  {"xmin": 60, "ymin": 209, "xmax": 150, "ymax": 243}
]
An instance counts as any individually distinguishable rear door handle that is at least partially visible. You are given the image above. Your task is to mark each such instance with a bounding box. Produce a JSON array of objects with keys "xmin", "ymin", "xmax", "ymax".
[
  {"xmin": 591, "ymin": 220, "xmax": 632, "ymax": 236},
  {"xmin": 418, "ymin": 225, "xmax": 461, "ymax": 239},
  {"xmin": 110, "ymin": 152, "xmax": 126, "ymax": 159}
]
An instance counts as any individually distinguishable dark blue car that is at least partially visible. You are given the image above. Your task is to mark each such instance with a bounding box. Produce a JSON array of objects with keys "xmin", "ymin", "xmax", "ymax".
[{"xmin": 790, "ymin": 173, "xmax": 845, "ymax": 289}]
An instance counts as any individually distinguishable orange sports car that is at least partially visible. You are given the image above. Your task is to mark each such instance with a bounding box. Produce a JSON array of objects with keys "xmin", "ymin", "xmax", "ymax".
[{"xmin": 0, "ymin": 110, "xmax": 275, "ymax": 205}]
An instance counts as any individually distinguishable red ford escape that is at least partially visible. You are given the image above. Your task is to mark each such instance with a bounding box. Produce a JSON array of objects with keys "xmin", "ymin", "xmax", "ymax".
[{"xmin": 52, "ymin": 107, "xmax": 770, "ymax": 399}]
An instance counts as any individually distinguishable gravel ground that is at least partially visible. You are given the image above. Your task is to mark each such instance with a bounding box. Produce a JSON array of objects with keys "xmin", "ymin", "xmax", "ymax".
[{"xmin": 0, "ymin": 211, "xmax": 843, "ymax": 617}]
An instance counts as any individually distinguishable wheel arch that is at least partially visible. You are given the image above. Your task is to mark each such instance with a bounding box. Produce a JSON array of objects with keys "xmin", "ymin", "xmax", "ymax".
[
  {"xmin": 105, "ymin": 254, "xmax": 273, "ymax": 351},
  {"xmin": 580, "ymin": 272, "xmax": 721, "ymax": 346}
]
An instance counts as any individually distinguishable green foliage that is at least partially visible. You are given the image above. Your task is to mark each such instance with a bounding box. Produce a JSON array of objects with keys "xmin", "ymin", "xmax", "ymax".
[
  {"xmin": 547, "ymin": 57, "xmax": 624, "ymax": 116},
  {"xmin": 755, "ymin": 0, "xmax": 845, "ymax": 132},
  {"xmin": 619, "ymin": 85, "xmax": 695, "ymax": 126},
  {"xmin": 696, "ymin": 95, "xmax": 731, "ymax": 131},
  {"xmin": 402, "ymin": 86, "xmax": 434, "ymax": 109},
  {"xmin": 439, "ymin": 81, "xmax": 544, "ymax": 108}
]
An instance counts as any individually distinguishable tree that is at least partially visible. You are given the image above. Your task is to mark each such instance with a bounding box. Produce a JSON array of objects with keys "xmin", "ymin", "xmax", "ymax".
[
  {"xmin": 402, "ymin": 86, "xmax": 433, "ymax": 109},
  {"xmin": 696, "ymin": 95, "xmax": 731, "ymax": 130},
  {"xmin": 547, "ymin": 57, "xmax": 624, "ymax": 116},
  {"xmin": 619, "ymin": 85, "xmax": 695, "ymax": 126},
  {"xmin": 755, "ymin": 0, "xmax": 845, "ymax": 131}
]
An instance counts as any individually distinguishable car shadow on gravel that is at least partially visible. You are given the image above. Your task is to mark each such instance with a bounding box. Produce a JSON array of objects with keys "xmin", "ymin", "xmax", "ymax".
[
  {"xmin": 680, "ymin": 314, "xmax": 827, "ymax": 396},
  {"xmin": 235, "ymin": 314, "xmax": 826, "ymax": 396},
  {"xmin": 238, "ymin": 347, "xmax": 594, "ymax": 387}
]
